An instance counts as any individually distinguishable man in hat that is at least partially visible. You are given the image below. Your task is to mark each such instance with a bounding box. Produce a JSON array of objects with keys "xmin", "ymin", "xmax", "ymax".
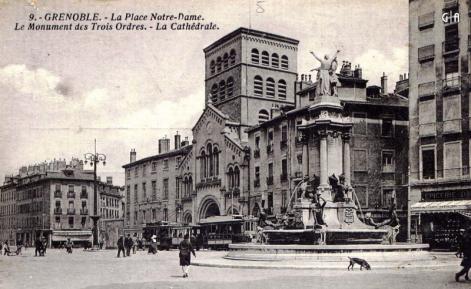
[{"xmin": 117, "ymin": 235, "xmax": 125, "ymax": 258}]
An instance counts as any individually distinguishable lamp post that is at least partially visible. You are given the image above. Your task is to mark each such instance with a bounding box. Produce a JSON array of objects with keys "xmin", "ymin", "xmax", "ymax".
[{"xmin": 84, "ymin": 139, "xmax": 107, "ymax": 249}]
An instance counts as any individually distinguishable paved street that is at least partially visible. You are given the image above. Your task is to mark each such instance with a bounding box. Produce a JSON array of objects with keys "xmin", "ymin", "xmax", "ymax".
[{"xmin": 0, "ymin": 248, "xmax": 469, "ymax": 289}]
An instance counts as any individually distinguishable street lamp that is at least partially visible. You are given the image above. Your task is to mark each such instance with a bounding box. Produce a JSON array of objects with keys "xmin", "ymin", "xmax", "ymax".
[{"xmin": 84, "ymin": 139, "xmax": 107, "ymax": 249}]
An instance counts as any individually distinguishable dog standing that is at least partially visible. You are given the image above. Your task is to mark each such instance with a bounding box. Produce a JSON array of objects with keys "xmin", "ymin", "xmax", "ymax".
[{"xmin": 347, "ymin": 257, "xmax": 371, "ymax": 271}]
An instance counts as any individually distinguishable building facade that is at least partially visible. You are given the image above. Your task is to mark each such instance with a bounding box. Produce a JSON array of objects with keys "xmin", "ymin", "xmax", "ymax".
[
  {"xmin": 0, "ymin": 159, "xmax": 122, "ymax": 247},
  {"xmin": 122, "ymin": 27, "xmax": 410, "ymax": 240},
  {"xmin": 122, "ymin": 138, "xmax": 192, "ymax": 234},
  {"xmin": 409, "ymin": 0, "xmax": 471, "ymax": 249},
  {"xmin": 246, "ymin": 65, "xmax": 409, "ymax": 240}
]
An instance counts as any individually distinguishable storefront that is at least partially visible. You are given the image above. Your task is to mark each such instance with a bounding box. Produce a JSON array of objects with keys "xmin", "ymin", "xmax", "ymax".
[
  {"xmin": 411, "ymin": 200, "xmax": 471, "ymax": 250},
  {"xmin": 51, "ymin": 230, "xmax": 92, "ymax": 248}
]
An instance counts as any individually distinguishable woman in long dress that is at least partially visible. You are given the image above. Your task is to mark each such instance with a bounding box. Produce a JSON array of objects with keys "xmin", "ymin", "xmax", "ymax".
[{"xmin": 179, "ymin": 234, "xmax": 196, "ymax": 278}]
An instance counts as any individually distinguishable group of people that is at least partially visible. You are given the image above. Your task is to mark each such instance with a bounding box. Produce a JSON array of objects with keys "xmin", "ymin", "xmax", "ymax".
[
  {"xmin": 117, "ymin": 233, "xmax": 143, "ymax": 257},
  {"xmin": 455, "ymin": 228, "xmax": 471, "ymax": 282},
  {"xmin": 1, "ymin": 240, "xmax": 24, "ymax": 256},
  {"xmin": 34, "ymin": 238, "xmax": 48, "ymax": 256}
]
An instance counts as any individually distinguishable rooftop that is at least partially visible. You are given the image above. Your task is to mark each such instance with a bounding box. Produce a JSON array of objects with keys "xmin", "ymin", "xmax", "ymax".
[
  {"xmin": 122, "ymin": 145, "xmax": 192, "ymax": 169},
  {"xmin": 203, "ymin": 27, "xmax": 299, "ymax": 53}
]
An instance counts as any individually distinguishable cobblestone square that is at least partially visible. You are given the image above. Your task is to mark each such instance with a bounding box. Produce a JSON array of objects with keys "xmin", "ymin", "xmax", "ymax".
[{"xmin": 1, "ymin": 249, "xmax": 469, "ymax": 289}]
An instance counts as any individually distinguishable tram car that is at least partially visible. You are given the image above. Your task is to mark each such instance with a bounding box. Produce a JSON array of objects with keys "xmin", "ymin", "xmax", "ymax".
[
  {"xmin": 198, "ymin": 215, "xmax": 258, "ymax": 249},
  {"xmin": 143, "ymin": 221, "xmax": 202, "ymax": 250}
]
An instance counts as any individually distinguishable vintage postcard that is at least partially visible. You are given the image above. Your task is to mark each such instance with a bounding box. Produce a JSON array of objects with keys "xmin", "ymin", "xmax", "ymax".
[{"xmin": 0, "ymin": 0, "xmax": 469, "ymax": 288}]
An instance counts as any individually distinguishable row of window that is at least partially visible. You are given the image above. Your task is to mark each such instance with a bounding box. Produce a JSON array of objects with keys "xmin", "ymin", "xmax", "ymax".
[
  {"xmin": 210, "ymin": 77, "xmax": 234, "ymax": 102},
  {"xmin": 177, "ymin": 175, "xmax": 193, "ymax": 199},
  {"xmin": 133, "ymin": 208, "xmax": 169, "ymax": 225},
  {"xmin": 200, "ymin": 143, "xmax": 220, "ymax": 179},
  {"xmin": 253, "ymin": 76, "xmax": 287, "ymax": 98},
  {"xmin": 209, "ymin": 49, "xmax": 237, "ymax": 75},
  {"xmin": 128, "ymin": 178, "xmax": 170, "ymax": 204},
  {"xmin": 251, "ymin": 49, "xmax": 289, "ymax": 70},
  {"xmin": 419, "ymin": 141, "xmax": 470, "ymax": 180},
  {"xmin": 0, "ymin": 204, "xmax": 15, "ymax": 216},
  {"xmin": 127, "ymin": 157, "xmax": 181, "ymax": 179},
  {"xmin": 0, "ymin": 191, "xmax": 15, "ymax": 202}
]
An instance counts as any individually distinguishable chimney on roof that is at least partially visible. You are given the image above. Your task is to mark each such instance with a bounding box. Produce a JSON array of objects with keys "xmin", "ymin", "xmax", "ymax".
[
  {"xmin": 174, "ymin": 131, "xmax": 181, "ymax": 150},
  {"xmin": 106, "ymin": 176, "xmax": 113, "ymax": 185},
  {"xmin": 130, "ymin": 149, "xmax": 136, "ymax": 163},
  {"xmin": 158, "ymin": 136, "xmax": 170, "ymax": 154},
  {"xmin": 181, "ymin": 136, "xmax": 190, "ymax": 147},
  {"xmin": 381, "ymin": 72, "xmax": 388, "ymax": 94}
]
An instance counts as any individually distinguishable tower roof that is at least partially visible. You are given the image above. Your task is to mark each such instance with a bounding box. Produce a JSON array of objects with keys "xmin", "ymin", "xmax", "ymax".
[{"xmin": 203, "ymin": 27, "xmax": 299, "ymax": 53}]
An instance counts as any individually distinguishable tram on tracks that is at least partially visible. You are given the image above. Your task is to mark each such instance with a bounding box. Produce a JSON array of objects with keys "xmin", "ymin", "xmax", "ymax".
[
  {"xmin": 198, "ymin": 215, "xmax": 258, "ymax": 249},
  {"xmin": 143, "ymin": 221, "xmax": 202, "ymax": 250}
]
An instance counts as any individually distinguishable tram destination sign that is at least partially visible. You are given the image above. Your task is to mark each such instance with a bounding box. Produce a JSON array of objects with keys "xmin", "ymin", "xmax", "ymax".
[{"xmin": 422, "ymin": 190, "xmax": 471, "ymax": 201}]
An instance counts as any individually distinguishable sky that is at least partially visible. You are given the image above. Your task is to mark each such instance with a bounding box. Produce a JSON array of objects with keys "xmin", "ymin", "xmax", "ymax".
[{"xmin": 0, "ymin": 0, "xmax": 408, "ymax": 186}]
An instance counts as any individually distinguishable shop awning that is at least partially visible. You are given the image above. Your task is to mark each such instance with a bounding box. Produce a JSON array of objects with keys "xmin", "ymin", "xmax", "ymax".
[
  {"xmin": 411, "ymin": 200, "xmax": 471, "ymax": 214},
  {"xmin": 51, "ymin": 230, "xmax": 92, "ymax": 242}
]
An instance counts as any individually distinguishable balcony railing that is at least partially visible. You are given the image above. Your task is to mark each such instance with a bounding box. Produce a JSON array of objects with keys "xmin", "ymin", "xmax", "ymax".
[
  {"xmin": 254, "ymin": 179, "xmax": 260, "ymax": 188},
  {"xmin": 410, "ymin": 167, "xmax": 471, "ymax": 183},
  {"xmin": 80, "ymin": 192, "xmax": 88, "ymax": 199},
  {"xmin": 253, "ymin": 149, "xmax": 260, "ymax": 158},
  {"xmin": 266, "ymin": 176, "xmax": 274, "ymax": 186},
  {"xmin": 266, "ymin": 144, "xmax": 273, "ymax": 154},
  {"xmin": 67, "ymin": 192, "xmax": 76, "ymax": 198},
  {"xmin": 442, "ymin": 38, "xmax": 460, "ymax": 55},
  {"xmin": 80, "ymin": 208, "xmax": 89, "ymax": 215},
  {"xmin": 54, "ymin": 208, "xmax": 62, "ymax": 214},
  {"xmin": 54, "ymin": 191, "xmax": 62, "ymax": 198},
  {"xmin": 442, "ymin": 76, "xmax": 461, "ymax": 91},
  {"xmin": 67, "ymin": 208, "xmax": 75, "ymax": 215}
]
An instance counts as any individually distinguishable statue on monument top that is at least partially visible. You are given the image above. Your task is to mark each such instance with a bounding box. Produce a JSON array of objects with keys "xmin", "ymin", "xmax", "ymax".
[{"xmin": 310, "ymin": 50, "xmax": 340, "ymax": 97}]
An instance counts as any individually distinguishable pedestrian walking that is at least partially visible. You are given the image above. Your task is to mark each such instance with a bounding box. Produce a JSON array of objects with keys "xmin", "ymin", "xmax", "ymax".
[
  {"xmin": 117, "ymin": 235, "xmax": 126, "ymax": 258},
  {"xmin": 125, "ymin": 234, "xmax": 133, "ymax": 256},
  {"xmin": 41, "ymin": 238, "xmax": 47, "ymax": 256},
  {"xmin": 179, "ymin": 234, "xmax": 196, "ymax": 278},
  {"xmin": 148, "ymin": 235, "xmax": 158, "ymax": 254},
  {"xmin": 132, "ymin": 233, "xmax": 138, "ymax": 254},
  {"xmin": 3, "ymin": 241, "xmax": 11, "ymax": 256},
  {"xmin": 456, "ymin": 228, "xmax": 471, "ymax": 282},
  {"xmin": 65, "ymin": 238, "xmax": 73, "ymax": 254},
  {"xmin": 34, "ymin": 238, "xmax": 42, "ymax": 257}
]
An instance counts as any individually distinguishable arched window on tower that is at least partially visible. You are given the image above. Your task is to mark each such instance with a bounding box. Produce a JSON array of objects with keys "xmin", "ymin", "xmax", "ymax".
[
  {"xmin": 230, "ymin": 49, "xmax": 236, "ymax": 65},
  {"xmin": 234, "ymin": 166, "xmax": 240, "ymax": 188},
  {"xmin": 259, "ymin": 109, "xmax": 270, "ymax": 124},
  {"xmin": 266, "ymin": 78, "xmax": 275, "ymax": 97},
  {"xmin": 210, "ymin": 60, "xmax": 215, "ymax": 74},
  {"xmin": 207, "ymin": 143, "xmax": 213, "ymax": 177},
  {"xmin": 188, "ymin": 176, "xmax": 193, "ymax": 195},
  {"xmin": 278, "ymin": 80, "xmax": 287, "ymax": 99},
  {"xmin": 219, "ymin": 80, "xmax": 226, "ymax": 100},
  {"xmin": 271, "ymin": 53, "xmax": 279, "ymax": 68},
  {"xmin": 226, "ymin": 77, "xmax": 234, "ymax": 97},
  {"xmin": 213, "ymin": 147, "xmax": 219, "ymax": 176},
  {"xmin": 200, "ymin": 151, "xmax": 206, "ymax": 179},
  {"xmin": 228, "ymin": 167, "xmax": 234, "ymax": 189},
  {"xmin": 281, "ymin": 55, "xmax": 289, "ymax": 70},
  {"xmin": 254, "ymin": 76, "xmax": 263, "ymax": 96},
  {"xmin": 261, "ymin": 51, "xmax": 269, "ymax": 66},
  {"xmin": 211, "ymin": 84, "xmax": 218, "ymax": 103},
  {"xmin": 251, "ymin": 48, "xmax": 259, "ymax": 64},
  {"xmin": 216, "ymin": 57, "xmax": 222, "ymax": 72},
  {"xmin": 223, "ymin": 53, "xmax": 229, "ymax": 69},
  {"xmin": 183, "ymin": 176, "xmax": 188, "ymax": 197}
]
